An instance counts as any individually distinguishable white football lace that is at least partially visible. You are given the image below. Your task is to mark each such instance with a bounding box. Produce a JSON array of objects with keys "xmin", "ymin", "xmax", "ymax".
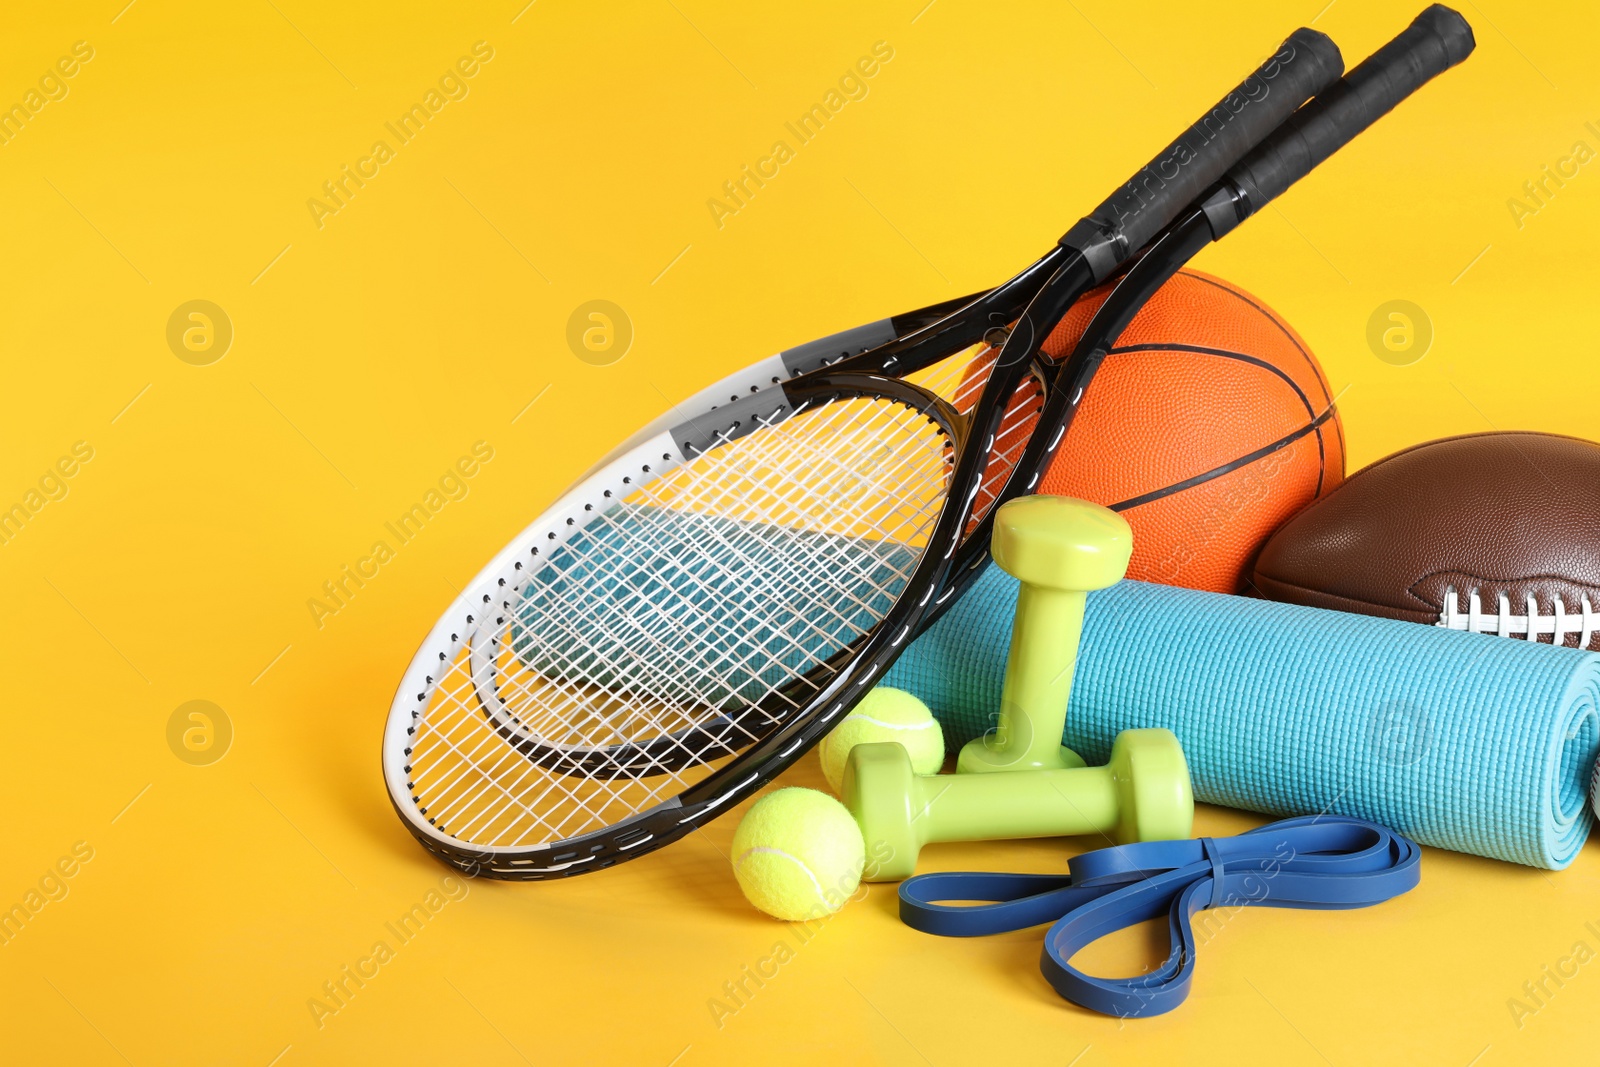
[{"xmin": 1436, "ymin": 584, "xmax": 1598, "ymax": 648}]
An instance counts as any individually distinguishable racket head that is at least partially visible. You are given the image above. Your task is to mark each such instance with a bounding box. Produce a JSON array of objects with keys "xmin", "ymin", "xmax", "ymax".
[{"xmin": 382, "ymin": 369, "xmax": 978, "ymax": 876}]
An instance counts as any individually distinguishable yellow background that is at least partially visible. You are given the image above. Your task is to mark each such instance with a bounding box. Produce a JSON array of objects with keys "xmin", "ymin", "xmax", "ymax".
[{"xmin": 3, "ymin": 0, "xmax": 1598, "ymax": 1063}]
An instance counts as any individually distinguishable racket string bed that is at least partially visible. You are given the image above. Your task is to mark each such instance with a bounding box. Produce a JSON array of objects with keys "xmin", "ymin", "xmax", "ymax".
[
  {"xmin": 412, "ymin": 594, "xmax": 726, "ymax": 841},
  {"xmin": 423, "ymin": 610, "xmax": 889, "ymax": 838},
  {"xmin": 414, "ymin": 662, "xmax": 703, "ymax": 845},
  {"xmin": 421, "ymin": 584, "xmax": 890, "ymax": 841},
  {"xmin": 516, "ymin": 514, "xmax": 838, "ymax": 720},
  {"xmin": 517, "ymin": 395, "xmax": 948, "ymax": 701},
  {"xmin": 403, "ymin": 356, "xmax": 1024, "ymax": 851},
  {"xmin": 510, "ymin": 401, "xmax": 934, "ymax": 723},
  {"xmin": 413, "ymin": 608, "xmax": 760, "ymax": 844},
  {"xmin": 404, "ymin": 391, "xmax": 957, "ymax": 849}
]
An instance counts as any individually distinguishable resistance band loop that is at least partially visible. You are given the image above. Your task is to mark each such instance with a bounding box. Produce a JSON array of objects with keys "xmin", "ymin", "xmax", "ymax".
[{"xmin": 898, "ymin": 816, "xmax": 1420, "ymax": 1017}]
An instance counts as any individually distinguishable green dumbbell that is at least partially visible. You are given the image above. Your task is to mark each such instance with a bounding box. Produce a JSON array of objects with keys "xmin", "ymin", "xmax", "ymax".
[
  {"xmin": 958, "ymin": 495, "xmax": 1133, "ymax": 774},
  {"xmin": 844, "ymin": 729, "xmax": 1193, "ymax": 881}
]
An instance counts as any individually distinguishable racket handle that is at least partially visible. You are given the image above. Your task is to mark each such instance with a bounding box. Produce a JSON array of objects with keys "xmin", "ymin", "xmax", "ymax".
[
  {"xmin": 1221, "ymin": 6, "xmax": 1475, "ymax": 220},
  {"xmin": 1060, "ymin": 27, "xmax": 1343, "ymax": 281}
]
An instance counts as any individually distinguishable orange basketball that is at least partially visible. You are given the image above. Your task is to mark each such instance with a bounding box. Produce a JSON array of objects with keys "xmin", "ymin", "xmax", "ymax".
[{"xmin": 1035, "ymin": 269, "xmax": 1344, "ymax": 594}]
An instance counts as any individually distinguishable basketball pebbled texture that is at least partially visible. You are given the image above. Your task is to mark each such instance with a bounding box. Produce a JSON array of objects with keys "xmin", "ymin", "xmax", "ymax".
[
  {"xmin": 1251, "ymin": 432, "xmax": 1600, "ymax": 651},
  {"xmin": 1037, "ymin": 270, "xmax": 1344, "ymax": 594}
]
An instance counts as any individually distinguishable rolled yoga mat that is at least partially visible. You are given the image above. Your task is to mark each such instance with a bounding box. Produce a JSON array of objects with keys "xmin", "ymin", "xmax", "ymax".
[{"xmin": 884, "ymin": 568, "xmax": 1600, "ymax": 869}]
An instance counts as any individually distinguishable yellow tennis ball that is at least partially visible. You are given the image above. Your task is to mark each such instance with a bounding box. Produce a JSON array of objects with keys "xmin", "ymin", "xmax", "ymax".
[
  {"xmin": 731, "ymin": 788, "xmax": 865, "ymax": 921},
  {"xmin": 817, "ymin": 686, "xmax": 944, "ymax": 793}
]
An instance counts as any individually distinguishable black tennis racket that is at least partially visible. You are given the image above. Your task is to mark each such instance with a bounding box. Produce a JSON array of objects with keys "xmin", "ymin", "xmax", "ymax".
[{"xmin": 382, "ymin": 28, "xmax": 1344, "ymax": 878}]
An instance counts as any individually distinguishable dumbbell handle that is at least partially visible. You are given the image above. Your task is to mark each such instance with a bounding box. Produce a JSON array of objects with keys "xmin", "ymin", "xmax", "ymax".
[
  {"xmin": 849, "ymin": 729, "xmax": 1191, "ymax": 881},
  {"xmin": 985, "ymin": 582, "xmax": 1092, "ymax": 771},
  {"xmin": 959, "ymin": 496, "xmax": 1131, "ymax": 772},
  {"xmin": 911, "ymin": 759, "xmax": 1119, "ymax": 843}
]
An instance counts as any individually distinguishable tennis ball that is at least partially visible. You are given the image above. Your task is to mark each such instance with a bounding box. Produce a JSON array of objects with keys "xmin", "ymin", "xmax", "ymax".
[
  {"xmin": 817, "ymin": 686, "xmax": 944, "ymax": 793},
  {"xmin": 731, "ymin": 788, "xmax": 865, "ymax": 921}
]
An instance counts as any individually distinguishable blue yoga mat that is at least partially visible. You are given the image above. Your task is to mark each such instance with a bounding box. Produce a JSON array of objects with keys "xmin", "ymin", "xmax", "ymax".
[{"xmin": 885, "ymin": 569, "xmax": 1600, "ymax": 870}]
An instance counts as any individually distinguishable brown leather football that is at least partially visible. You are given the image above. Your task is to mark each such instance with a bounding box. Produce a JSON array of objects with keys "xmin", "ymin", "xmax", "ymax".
[{"xmin": 1249, "ymin": 432, "xmax": 1600, "ymax": 651}]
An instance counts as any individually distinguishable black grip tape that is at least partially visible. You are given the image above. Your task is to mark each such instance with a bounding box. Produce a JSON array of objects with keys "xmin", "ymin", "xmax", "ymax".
[
  {"xmin": 1227, "ymin": 6, "xmax": 1475, "ymax": 215},
  {"xmin": 1061, "ymin": 27, "xmax": 1342, "ymax": 279}
]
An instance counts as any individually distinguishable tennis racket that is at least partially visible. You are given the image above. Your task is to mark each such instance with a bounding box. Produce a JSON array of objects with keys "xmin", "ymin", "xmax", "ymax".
[{"xmin": 382, "ymin": 29, "xmax": 1344, "ymax": 878}]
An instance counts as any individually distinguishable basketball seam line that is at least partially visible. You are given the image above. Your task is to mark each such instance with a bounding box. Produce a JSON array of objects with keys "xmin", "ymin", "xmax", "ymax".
[
  {"xmin": 1103, "ymin": 341, "xmax": 1320, "ymax": 424},
  {"xmin": 1108, "ymin": 405, "xmax": 1339, "ymax": 513},
  {"xmin": 1094, "ymin": 342, "xmax": 1331, "ymax": 505},
  {"xmin": 1177, "ymin": 270, "xmax": 1331, "ymax": 408},
  {"xmin": 1178, "ymin": 270, "xmax": 1340, "ymax": 497}
]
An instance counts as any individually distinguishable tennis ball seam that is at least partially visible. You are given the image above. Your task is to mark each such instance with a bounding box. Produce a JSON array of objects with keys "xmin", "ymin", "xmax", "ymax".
[
  {"xmin": 817, "ymin": 689, "xmax": 944, "ymax": 793},
  {"xmin": 833, "ymin": 715, "xmax": 937, "ymax": 732},
  {"xmin": 733, "ymin": 845, "xmax": 828, "ymax": 902}
]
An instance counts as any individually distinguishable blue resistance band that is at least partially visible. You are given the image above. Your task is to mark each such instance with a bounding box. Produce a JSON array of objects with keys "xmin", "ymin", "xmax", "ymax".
[{"xmin": 898, "ymin": 816, "xmax": 1421, "ymax": 1018}]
